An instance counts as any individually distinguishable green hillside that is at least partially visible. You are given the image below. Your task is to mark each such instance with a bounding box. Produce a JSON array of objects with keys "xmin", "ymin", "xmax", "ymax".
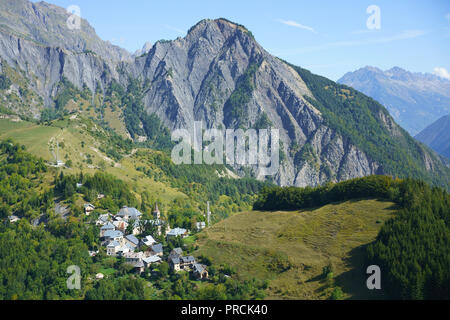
[
  {"xmin": 252, "ymin": 175, "xmax": 450, "ymax": 300},
  {"xmin": 194, "ymin": 199, "xmax": 395, "ymax": 300},
  {"xmin": 0, "ymin": 115, "xmax": 268, "ymax": 226}
]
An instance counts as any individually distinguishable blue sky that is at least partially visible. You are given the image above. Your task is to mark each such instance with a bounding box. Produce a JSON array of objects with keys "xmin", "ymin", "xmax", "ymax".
[{"xmin": 33, "ymin": 0, "xmax": 450, "ymax": 81}]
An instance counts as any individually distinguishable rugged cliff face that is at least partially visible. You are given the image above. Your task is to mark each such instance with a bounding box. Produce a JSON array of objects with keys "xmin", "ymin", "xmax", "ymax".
[
  {"xmin": 0, "ymin": 0, "xmax": 125, "ymax": 111},
  {"xmin": 0, "ymin": 1, "xmax": 448, "ymax": 188},
  {"xmin": 123, "ymin": 19, "xmax": 384, "ymax": 186}
]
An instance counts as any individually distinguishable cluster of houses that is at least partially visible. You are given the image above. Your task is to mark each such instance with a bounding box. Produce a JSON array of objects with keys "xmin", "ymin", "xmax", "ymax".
[{"xmin": 91, "ymin": 203, "xmax": 208, "ymax": 280}]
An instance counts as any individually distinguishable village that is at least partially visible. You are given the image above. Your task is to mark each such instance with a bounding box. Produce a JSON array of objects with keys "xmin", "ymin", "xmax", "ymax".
[{"xmin": 84, "ymin": 201, "xmax": 210, "ymax": 281}]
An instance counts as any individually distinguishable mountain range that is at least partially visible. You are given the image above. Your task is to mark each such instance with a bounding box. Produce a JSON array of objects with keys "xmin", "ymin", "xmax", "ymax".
[
  {"xmin": 0, "ymin": 0, "xmax": 449, "ymax": 189},
  {"xmin": 338, "ymin": 66, "xmax": 450, "ymax": 136},
  {"xmin": 415, "ymin": 114, "xmax": 450, "ymax": 159}
]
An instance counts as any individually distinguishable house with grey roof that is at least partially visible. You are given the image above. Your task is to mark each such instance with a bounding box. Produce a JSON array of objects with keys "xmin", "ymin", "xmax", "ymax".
[
  {"xmin": 166, "ymin": 227, "xmax": 188, "ymax": 239},
  {"xmin": 168, "ymin": 248, "xmax": 183, "ymax": 270},
  {"xmin": 117, "ymin": 206, "xmax": 142, "ymax": 221},
  {"xmin": 193, "ymin": 264, "xmax": 209, "ymax": 280},
  {"xmin": 113, "ymin": 219, "xmax": 128, "ymax": 232},
  {"xmin": 170, "ymin": 256, "xmax": 182, "ymax": 271},
  {"xmin": 124, "ymin": 234, "xmax": 140, "ymax": 249},
  {"xmin": 142, "ymin": 255, "xmax": 162, "ymax": 268},
  {"xmin": 151, "ymin": 243, "xmax": 163, "ymax": 257},
  {"xmin": 141, "ymin": 235, "xmax": 156, "ymax": 247},
  {"xmin": 103, "ymin": 230, "xmax": 123, "ymax": 242},
  {"xmin": 181, "ymin": 256, "xmax": 196, "ymax": 267},
  {"xmin": 116, "ymin": 244, "xmax": 131, "ymax": 256},
  {"xmin": 106, "ymin": 241, "xmax": 121, "ymax": 256},
  {"xmin": 123, "ymin": 251, "xmax": 144, "ymax": 263},
  {"xmin": 100, "ymin": 222, "xmax": 115, "ymax": 237},
  {"xmin": 133, "ymin": 260, "xmax": 145, "ymax": 274},
  {"xmin": 96, "ymin": 213, "xmax": 111, "ymax": 226},
  {"xmin": 169, "ymin": 254, "xmax": 196, "ymax": 272}
]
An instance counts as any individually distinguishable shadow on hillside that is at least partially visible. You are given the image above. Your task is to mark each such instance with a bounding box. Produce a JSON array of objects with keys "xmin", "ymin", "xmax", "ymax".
[
  {"xmin": 334, "ymin": 244, "xmax": 387, "ymax": 300},
  {"xmin": 264, "ymin": 197, "xmax": 400, "ymax": 214}
]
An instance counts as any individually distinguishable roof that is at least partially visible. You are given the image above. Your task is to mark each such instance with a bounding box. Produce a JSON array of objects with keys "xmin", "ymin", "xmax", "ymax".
[
  {"xmin": 117, "ymin": 206, "xmax": 142, "ymax": 219},
  {"xmin": 98, "ymin": 214, "xmax": 110, "ymax": 222},
  {"xmin": 167, "ymin": 227, "xmax": 187, "ymax": 237},
  {"xmin": 171, "ymin": 257, "xmax": 180, "ymax": 265},
  {"xmin": 142, "ymin": 235, "xmax": 155, "ymax": 244},
  {"xmin": 133, "ymin": 260, "xmax": 145, "ymax": 268},
  {"xmin": 193, "ymin": 263, "xmax": 206, "ymax": 273},
  {"xmin": 103, "ymin": 230, "xmax": 123, "ymax": 239},
  {"xmin": 117, "ymin": 245, "xmax": 130, "ymax": 253},
  {"xmin": 123, "ymin": 251, "xmax": 143, "ymax": 258},
  {"xmin": 113, "ymin": 220, "xmax": 128, "ymax": 229},
  {"xmin": 124, "ymin": 243, "xmax": 135, "ymax": 251},
  {"xmin": 84, "ymin": 203, "xmax": 95, "ymax": 209},
  {"xmin": 101, "ymin": 222, "xmax": 115, "ymax": 230},
  {"xmin": 143, "ymin": 255, "xmax": 161, "ymax": 264},
  {"xmin": 125, "ymin": 235, "xmax": 139, "ymax": 246},
  {"xmin": 151, "ymin": 243, "xmax": 163, "ymax": 253},
  {"xmin": 107, "ymin": 240, "xmax": 120, "ymax": 248},
  {"xmin": 181, "ymin": 256, "xmax": 195, "ymax": 264}
]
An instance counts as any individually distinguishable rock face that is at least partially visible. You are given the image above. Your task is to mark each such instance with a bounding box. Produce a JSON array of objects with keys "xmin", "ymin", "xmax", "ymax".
[
  {"xmin": 0, "ymin": 0, "xmax": 130, "ymax": 62},
  {"xmin": 0, "ymin": 1, "xmax": 448, "ymax": 187},
  {"xmin": 0, "ymin": 0, "xmax": 127, "ymax": 109},
  {"xmin": 124, "ymin": 19, "xmax": 385, "ymax": 186},
  {"xmin": 133, "ymin": 42, "xmax": 153, "ymax": 58},
  {"xmin": 415, "ymin": 115, "xmax": 450, "ymax": 160},
  {"xmin": 338, "ymin": 66, "xmax": 450, "ymax": 135}
]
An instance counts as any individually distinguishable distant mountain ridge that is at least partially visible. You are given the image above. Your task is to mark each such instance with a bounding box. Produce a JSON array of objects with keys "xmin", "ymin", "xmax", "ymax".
[
  {"xmin": 338, "ymin": 66, "xmax": 450, "ymax": 135},
  {"xmin": 415, "ymin": 115, "xmax": 450, "ymax": 159},
  {"xmin": 0, "ymin": 0, "xmax": 449, "ymax": 189}
]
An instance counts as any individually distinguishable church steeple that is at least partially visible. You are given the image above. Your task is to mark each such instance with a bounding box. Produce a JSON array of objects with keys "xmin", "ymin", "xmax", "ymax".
[{"xmin": 153, "ymin": 202, "xmax": 160, "ymax": 219}]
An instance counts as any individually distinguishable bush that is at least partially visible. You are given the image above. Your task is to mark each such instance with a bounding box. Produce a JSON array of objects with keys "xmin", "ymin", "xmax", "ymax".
[
  {"xmin": 0, "ymin": 74, "xmax": 12, "ymax": 90},
  {"xmin": 330, "ymin": 287, "xmax": 344, "ymax": 300}
]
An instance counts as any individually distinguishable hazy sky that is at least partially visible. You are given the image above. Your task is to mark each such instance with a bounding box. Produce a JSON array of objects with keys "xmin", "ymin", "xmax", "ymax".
[{"xmin": 32, "ymin": 0, "xmax": 450, "ymax": 81}]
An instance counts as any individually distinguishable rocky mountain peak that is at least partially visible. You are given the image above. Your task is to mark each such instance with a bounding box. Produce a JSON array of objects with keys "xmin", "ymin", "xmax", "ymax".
[
  {"xmin": 0, "ymin": 0, "xmax": 448, "ymax": 189},
  {"xmin": 0, "ymin": 0, "xmax": 130, "ymax": 62}
]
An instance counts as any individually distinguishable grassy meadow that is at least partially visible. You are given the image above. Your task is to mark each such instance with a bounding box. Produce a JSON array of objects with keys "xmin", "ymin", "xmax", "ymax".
[{"xmin": 194, "ymin": 199, "xmax": 397, "ymax": 300}]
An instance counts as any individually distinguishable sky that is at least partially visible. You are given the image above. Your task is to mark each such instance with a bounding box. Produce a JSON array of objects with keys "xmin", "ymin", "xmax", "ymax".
[{"xmin": 32, "ymin": 0, "xmax": 450, "ymax": 81}]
